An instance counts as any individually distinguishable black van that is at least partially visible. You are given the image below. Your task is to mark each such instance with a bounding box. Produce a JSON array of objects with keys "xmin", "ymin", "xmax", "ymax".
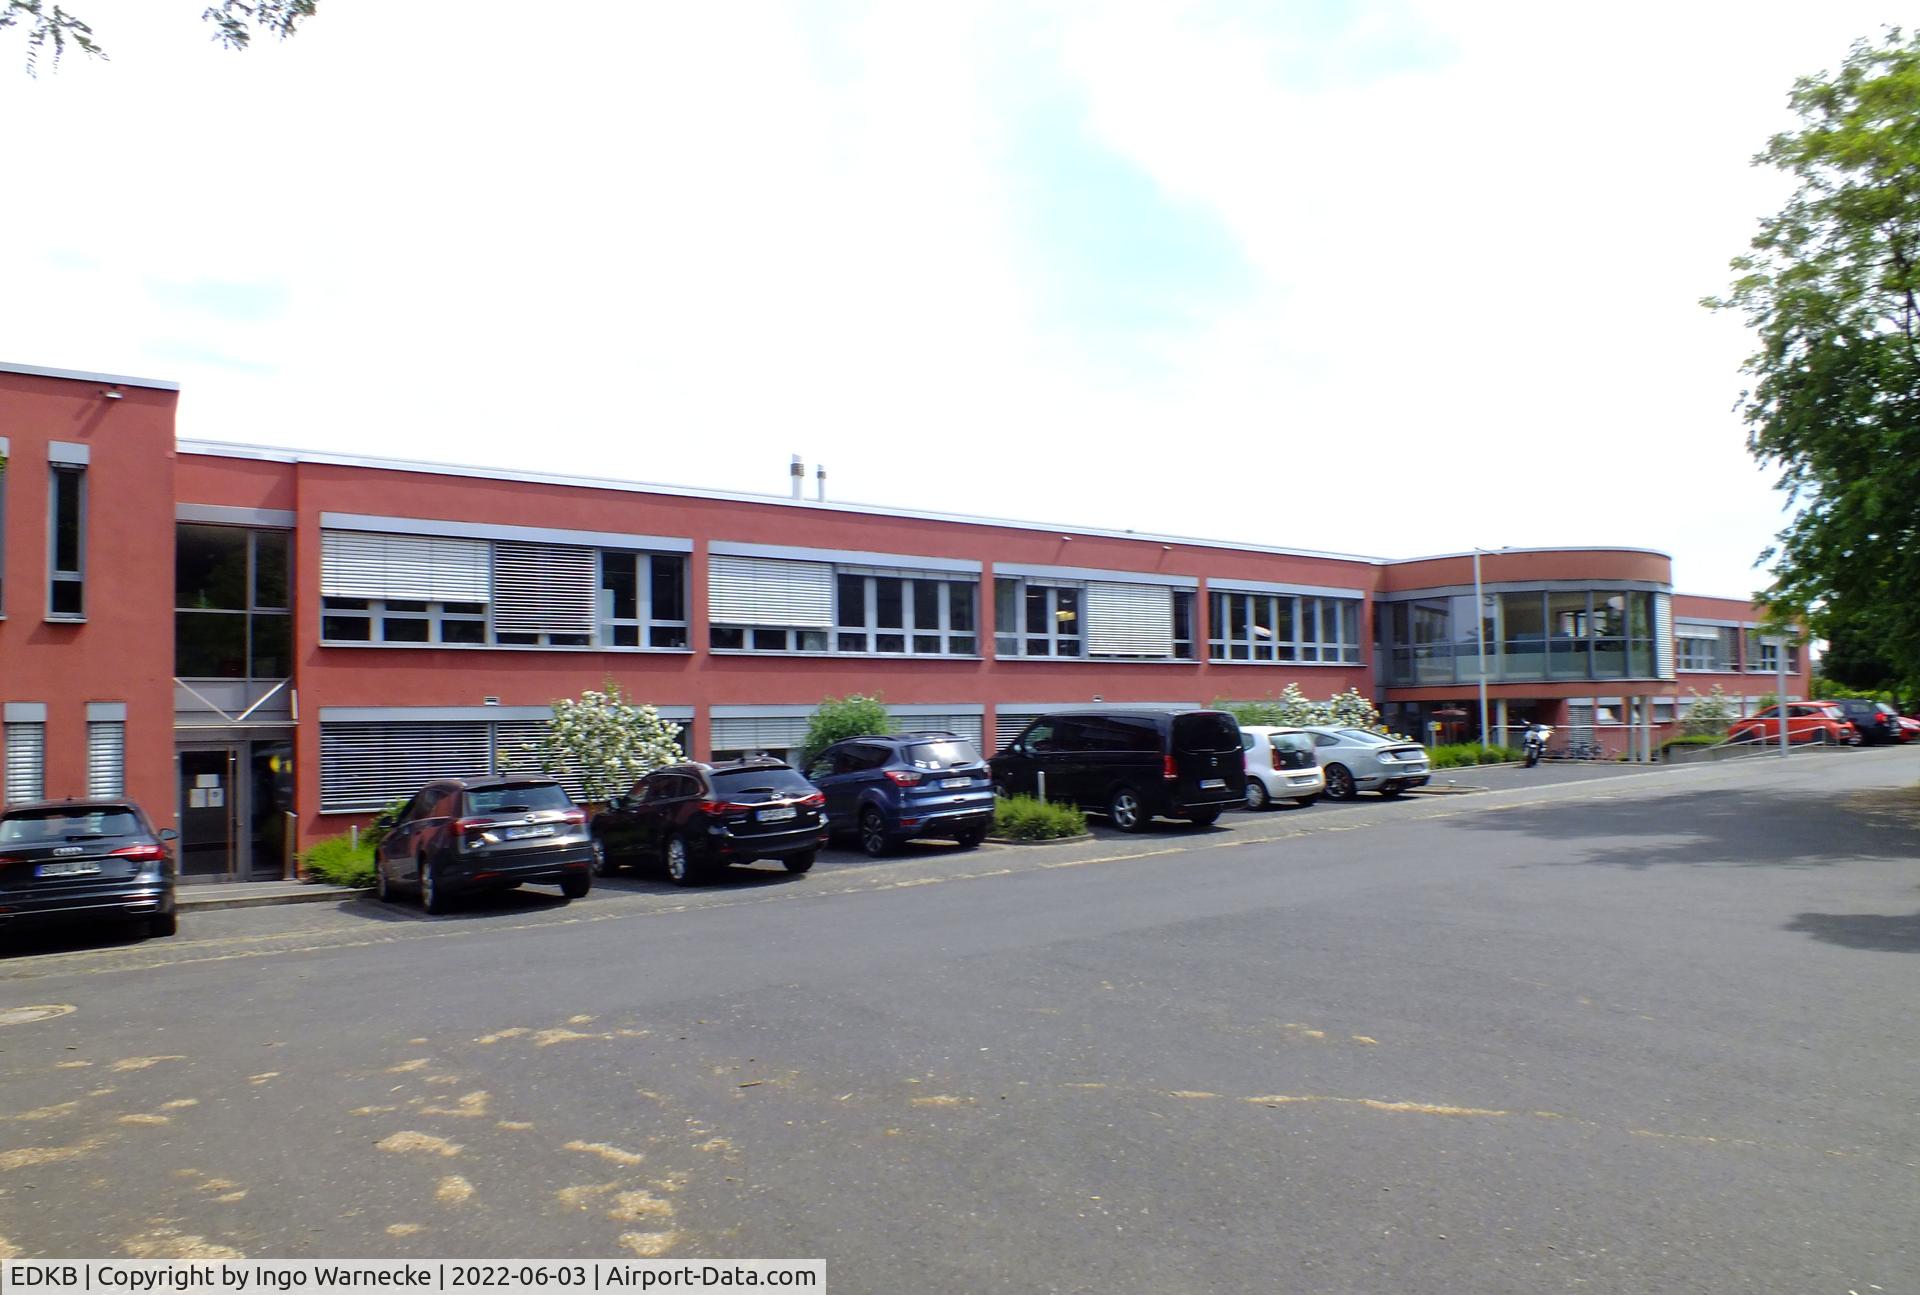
[{"xmin": 989, "ymin": 709, "xmax": 1247, "ymax": 831}]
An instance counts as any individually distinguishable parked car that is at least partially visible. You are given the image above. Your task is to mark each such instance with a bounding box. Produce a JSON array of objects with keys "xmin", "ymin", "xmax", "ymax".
[
  {"xmin": 1820, "ymin": 698, "xmax": 1903, "ymax": 745},
  {"xmin": 806, "ymin": 732, "xmax": 995, "ymax": 856},
  {"xmin": 1727, "ymin": 704, "xmax": 1857, "ymax": 747},
  {"xmin": 1301, "ymin": 727, "xmax": 1431, "ymax": 800},
  {"xmin": 593, "ymin": 758, "xmax": 828, "ymax": 886},
  {"xmin": 375, "ymin": 775, "xmax": 595, "ymax": 913},
  {"xmin": 0, "ymin": 799, "xmax": 178, "ymax": 938},
  {"xmin": 1897, "ymin": 715, "xmax": 1920, "ymax": 743},
  {"xmin": 990, "ymin": 709, "xmax": 1246, "ymax": 832},
  {"xmin": 1238, "ymin": 726, "xmax": 1324, "ymax": 810}
]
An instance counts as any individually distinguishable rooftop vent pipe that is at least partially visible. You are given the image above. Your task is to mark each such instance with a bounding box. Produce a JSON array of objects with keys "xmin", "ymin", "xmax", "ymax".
[
  {"xmin": 816, "ymin": 465, "xmax": 826, "ymax": 502},
  {"xmin": 789, "ymin": 454, "xmax": 803, "ymax": 499}
]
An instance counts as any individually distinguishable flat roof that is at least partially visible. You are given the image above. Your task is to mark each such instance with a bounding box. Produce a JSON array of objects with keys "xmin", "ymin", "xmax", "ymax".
[{"xmin": 0, "ymin": 360, "xmax": 180, "ymax": 392}]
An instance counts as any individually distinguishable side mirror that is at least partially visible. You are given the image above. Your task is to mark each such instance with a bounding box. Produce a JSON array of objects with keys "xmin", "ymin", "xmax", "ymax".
[{"xmin": 158, "ymin": 828, "xmax": 178, "ymax": 842}]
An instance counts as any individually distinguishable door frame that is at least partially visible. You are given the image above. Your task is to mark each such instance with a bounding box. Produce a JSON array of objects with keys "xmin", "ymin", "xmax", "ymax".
[{"xmin": 176, "ymin": 742, "xmax": 242, "ymax": 883}]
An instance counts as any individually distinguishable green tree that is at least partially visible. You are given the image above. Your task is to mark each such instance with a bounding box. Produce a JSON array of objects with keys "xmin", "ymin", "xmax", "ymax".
[
  {"xmin": 802, "ymin": 694, "xmax": 892, "ymax": 766},
  {"xmin": 3, "ymin": 0, "xmax": 315, "ymax": 73},
  {"xmin": 530, "ymin": 683, "xmax": 684, "ymax": 806},
  {"xmin": 1707, "ymin": 28, "xmax": 1920, "ymax": 699}
]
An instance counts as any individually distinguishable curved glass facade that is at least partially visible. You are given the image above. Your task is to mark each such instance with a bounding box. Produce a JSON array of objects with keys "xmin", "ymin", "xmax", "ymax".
[{"xmin": 1381, "ymin": 589, "xmax": 1661, "ymax": 685}]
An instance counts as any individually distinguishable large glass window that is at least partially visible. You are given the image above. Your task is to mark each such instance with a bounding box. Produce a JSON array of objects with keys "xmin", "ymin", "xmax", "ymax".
[
  {"xmin": 1382, "ymin": 588, "xmax": 1669, "ymax": 684},
  {"xmin": 598, "ymin": 552, "xmax": 690, "ymax": 648},
  {"xmin": 833, "ymin": 572, "xmax": 977, "ymax": 655},
  {"xmin": 995, "ymin": 579, "xmax": 1081, "ymax": 657},
  {"xmin": 175, "ymin": 525, "xmax": 293, "ymax": 679},
  {"xmin": 1207, "ymin": 591, "xmax": 1362, "ymax": 664},
  {"xmin": 1676, "ymin": 625, "xmax": 1735, "ymax": 671}
]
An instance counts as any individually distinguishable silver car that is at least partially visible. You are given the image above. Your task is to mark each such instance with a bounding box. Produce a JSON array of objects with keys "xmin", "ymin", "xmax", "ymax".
[
  {"xmin": 1238, "ymin": 726, "xmax": 1325, "ymax": 810},
  {"xmin": 1301, "ymin": 727, "xmax": 1431, "ymax": 800}
]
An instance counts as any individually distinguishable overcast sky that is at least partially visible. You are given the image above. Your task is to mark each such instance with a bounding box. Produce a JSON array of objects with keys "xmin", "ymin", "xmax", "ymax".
[{"xmin": 1, "ymin": 2, "xmax": 1902, "ymax": 595}]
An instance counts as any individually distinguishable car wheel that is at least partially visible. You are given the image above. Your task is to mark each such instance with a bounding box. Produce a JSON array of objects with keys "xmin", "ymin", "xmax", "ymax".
[
  {"xmin": 590, "ymin": 835, "xmax": 619, "ymax": 877},
  {"xmin": 1292, "ymin": 795, "xmax": 1319, "ymax": 808},
  {"xmin": 1323, "ymin": 765, "xmax": 1357, "ymax": 801},
  {"xmin": 1244, "ymin": 779, "xmax": 1270, "ymax": 811},
  {"xmin": 1187, "ymin": 808, "xmax": 1222, "ymax": 826},
  {"xmin": 1378, "ymin": 784, "xmax": 1405, "ymax": 799},
  {"xmin": 955, "ymin": 825, "xmax": 988, "ymax": 848},
  {"xmin": 560, "ymin": 871, "xmax": 591, "ymax": 900},
  {"xmin": 859, "ymin": 808, "xmax": 895, "ymax": 858},
  {"xmin": 148, "ymin": 911, "xmax": 178, "ymax": 939},
  {"xmin": 420, "ymin": 858, "xmax": 452, "ymax": 915},
  {"xmin": 992, "ymin": 779, "xmax": 1014, "ymax": 800},
  {"xmin": 783, "ymin": 851, "xmax": 816, "ymax": 874},
  {"xmin": 664, "ymin": 833, "xmax": 702, "ymax": 887},
  {"xmin": 1108, "ymin": 786, "xmax": 1148, "ymax": 833}
]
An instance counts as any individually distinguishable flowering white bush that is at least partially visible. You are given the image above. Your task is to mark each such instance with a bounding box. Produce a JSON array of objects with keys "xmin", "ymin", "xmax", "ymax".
[
  {"xmin": 1214, "ymin": 685, "xmax": 1386, "ymax": 731},
  {"xmin": 1681, "ymin": 684, "xmax": 1740, "ymax": 737},
  {"xmin": 532, "ymin": 683, "xmax": 684, "ymax": 804}
]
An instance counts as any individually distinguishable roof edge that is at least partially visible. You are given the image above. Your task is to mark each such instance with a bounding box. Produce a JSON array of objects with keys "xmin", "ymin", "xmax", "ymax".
[{"xmin": 0, "ymin": 360, "xmax": 180, "ymax": 392}]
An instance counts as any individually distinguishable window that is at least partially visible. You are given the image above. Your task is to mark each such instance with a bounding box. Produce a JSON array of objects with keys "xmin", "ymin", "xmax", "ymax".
[
  {"xmin": 711, "ymin": 555, "xmax": 977, "ymax": 656},
  {"xmin": 992, "ymin": 579, "xmax": 1083, "ymax": 657},
  {"xmin": 1676, "ymin": 625, "xmax": 1734, "ymax": 672},
  {"xmin": 1745, "ymin": 631, "xmax": 1798, "ymax": 674},
  {"xmin": 4, "ymin": 721, "xmax": 45, "ymax": 803},
  {"xmin": 1208, "ymin": 591, "xmax": 1362, "ymax": 664},
  {"xmin": 48, "ymin": 464, "xmax": 85, "ymax": 618},
  {"xmin": 87, "ymin": 720, "xmax": 125, "ymax": 796},
  {"xmin": 0, "ymin": 439, "xmax": 8, "ymax": 614},
  {"xmin": 319, "ymin": 528, "xmax": 688, "ymax": 650},
  {"xmin": 176, "ymin": 526, "xmax": 294, "ymax": 678}
]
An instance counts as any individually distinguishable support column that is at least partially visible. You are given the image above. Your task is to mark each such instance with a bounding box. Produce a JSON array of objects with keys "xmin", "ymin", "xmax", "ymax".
[{"xmin": 1494, "ymin": 698, "xmax": 1509, "ymax": 751}]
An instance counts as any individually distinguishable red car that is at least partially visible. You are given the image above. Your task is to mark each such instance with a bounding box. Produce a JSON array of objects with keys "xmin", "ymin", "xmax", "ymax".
[
  {"xmin": 1728, "ymin": 703, "xmax": 1859, "ymax": 746},
  {"xmin": 1897, "ymin": 715, "xmax": 1920, "ymax": 743}
]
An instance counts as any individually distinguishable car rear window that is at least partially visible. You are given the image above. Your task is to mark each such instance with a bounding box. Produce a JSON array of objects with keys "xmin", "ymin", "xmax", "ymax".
[
  {"xmin": 905, "ymin": 740, "xmax": 980, "ymax": 770},
  {"xmin": 1336, "ymin": 729, "xmax": 1397, "ymax": 746},
  {"xmin": 1173, "ymin": 712, "xmax": 1241, "ymax": 752},
  {"xmin": 712, "ymin": 768, "xmax": 817, "ymax": 798},
  {"xmin": 1269, "ymin": 732, "xmax": 1316, "ymax": 754},
  {"xmin": 0, "ymin": 806, "xmax": 144, "ymax": 841},
  {"xmin": 462, "ymin": 783, "xmax": 574, "ymax": 815}
]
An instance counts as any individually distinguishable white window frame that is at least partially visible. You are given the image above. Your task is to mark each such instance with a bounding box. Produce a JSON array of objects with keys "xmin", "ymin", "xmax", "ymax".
[
  {"xmin": 994, "ymin": 578, "xmax": 1084, "ymax": 659},
  {"xmin": 1209, "ymin": 591, "xmax": 1362, "ymax": 664},
  {"xmin": 832, "ymin": 570, "xmax": 979, "ymax": 656},
  {"xmin": 87, "ymin": 719, "xmax": 126, "ymax": 796},
  {"xmin": 48, "ymin": 463, "xmax": 87, "ymax": 620},
  {"xmin": 4, "ymin": 719, "xmax": 46, "ymax": 804},
  {"xmin": 598, "ymin": 551, "xmax": 691, "ymax": 649}
]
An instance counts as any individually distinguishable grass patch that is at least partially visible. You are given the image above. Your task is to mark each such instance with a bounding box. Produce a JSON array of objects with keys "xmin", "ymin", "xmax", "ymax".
[
  {"xmin": 992, "ymin": 794, "xmax": 1088, "ymax": 841},
  {"xmin": 300, "ymin": 834, "xmax": 376, "ymax": 887}
]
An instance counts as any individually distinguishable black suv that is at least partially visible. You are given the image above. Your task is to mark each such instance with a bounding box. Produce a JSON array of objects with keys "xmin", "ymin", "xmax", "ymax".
[
  {"xmin": 375, "ymin": 776, "xmax": 595, "ymax": 913},
  {"xmin": 989, "ymin": 709, "xmax": 1247, "ymax": 832},
  {"xmin": 1823, "ymin": 698, "xmax": 1903, "ymax": 745},
  {"xmin": 807, "ymin": 732, "xmax": 996, "ymax": 856},
  {"xmin": 0, "ymin": 799, "xmax": 179, "ymax": 938},
  {"xmin": 592, "ymin": 758, "xmax": 828, "ymax": 886}
]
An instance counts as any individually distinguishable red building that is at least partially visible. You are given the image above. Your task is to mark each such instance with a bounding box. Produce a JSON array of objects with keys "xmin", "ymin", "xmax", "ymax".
[{"xmin": 0, "ymin": 361, "xmax": 1808, "ymax": 881}]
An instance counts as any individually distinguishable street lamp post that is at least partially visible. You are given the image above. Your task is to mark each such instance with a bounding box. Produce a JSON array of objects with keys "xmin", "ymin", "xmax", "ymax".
[{"xmin": 1473, "ymin": 548, "xmax": 1490, "ymax": 750}]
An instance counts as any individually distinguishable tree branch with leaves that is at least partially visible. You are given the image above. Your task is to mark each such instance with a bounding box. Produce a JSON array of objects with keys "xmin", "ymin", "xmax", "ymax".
[{"xmin": 3, "ymin": 0, "xmax": 315, "ymax": 72}]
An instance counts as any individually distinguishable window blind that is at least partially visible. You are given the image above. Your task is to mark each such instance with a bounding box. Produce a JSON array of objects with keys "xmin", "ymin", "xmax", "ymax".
[
  {"xmin": 709, "ymin": 714, "xmax": 810, "ymax": 751},
  {"xmin": 1653, "ymin": 593, "xmax": 1674, "ymax": 680},
  {"xmin": 321, "ymin": 531, "xmax": 491, "ymax": 602},
  {"xmin": 319, "ymin": 721, "xmax": 491, "ymax": 812},
  {"xmin": 87, "ymin": 721, "xmax": 125, "ymax": 797},
  {"xmin": 889, "ymin": 712, "xmax": 984, "ymax": 749},
  {"xmin": 1085, "ymin": 581, "xmax": 1174, "ymax": 657},
  {"xmin": 4, "ymin": 722, "xmax": 46, "ymax": 804},
  {"xmin": 492, "ymin": 542, "xmax": 597, "ymax": 635},
  {"xmin": 708, "ymin": 556, "xmax": 833, "ymax": 629}
]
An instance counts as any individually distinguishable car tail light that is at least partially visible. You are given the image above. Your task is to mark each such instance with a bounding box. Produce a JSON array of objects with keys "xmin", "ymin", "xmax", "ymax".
[
  {"xmin": 1163, "ymin": 754, "xmax": 1178, "ymax": 780},
  {"xmin": 798, "ymin": 791, "xmax": 826, "ymax": 807},
  {"xmin": 451, "ymin": 818, "xmax": 495, "ymax": 836},
  {"xmin": 1270, "ymin": 747, "xmax": 1284, "ymax": 771},
  {"xmin": 884, "ymin": 770, "xmax": 922, "ymax": 787},
  {"xmin": 108, "ymin": 843, "xmax": 167, "ymax": 864},
  {"xmin": 697, "ymin": 800, "xmax": 730, "ymax": 816},
  {"xmin": 558, "ymin": 809, "xmax": 586, "ymax": 826}
]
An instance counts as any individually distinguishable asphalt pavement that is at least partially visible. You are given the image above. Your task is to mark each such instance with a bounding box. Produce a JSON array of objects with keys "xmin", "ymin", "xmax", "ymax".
[{"xmin": 0, "ymin": 746, "xmax": 1914, "ymax": 1293}]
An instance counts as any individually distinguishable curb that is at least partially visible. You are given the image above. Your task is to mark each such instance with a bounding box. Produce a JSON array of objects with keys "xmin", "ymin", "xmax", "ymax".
[
  {"xmin": 984, "ymin": 833, "xmax": 1096, "ymax": 847},
  {"xmin": 177, "ymin": 885, "xmax": 369, "ymax": 912}
]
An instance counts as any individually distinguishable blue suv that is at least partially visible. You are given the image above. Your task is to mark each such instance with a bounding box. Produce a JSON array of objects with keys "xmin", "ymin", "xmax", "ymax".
[{"xmin": 806, "ymin": 732, "xmax": 996, "ymax": 856}]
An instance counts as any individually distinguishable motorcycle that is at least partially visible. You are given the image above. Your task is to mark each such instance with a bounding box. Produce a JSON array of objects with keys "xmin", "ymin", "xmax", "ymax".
[{"xmin": 1523, "ymin": 724, "xmax": 1553, "ymax": 768}]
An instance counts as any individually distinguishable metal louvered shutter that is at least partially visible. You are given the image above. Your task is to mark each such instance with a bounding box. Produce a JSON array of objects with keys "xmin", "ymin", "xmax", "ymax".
[
  {"xmin": 1085, "ymin": 582, "xmax": 1174, "ymax": 657},
  {"xmin": 4, "ymin": 723, "xmax": 45, "ymax": 804},
  {"xmin": 493, "ymin": 542, "xmax": 597, "ymax": 635},
  {"xmin": 994, "ymin": 711, "xmax": 1045, "ymax": 753},
  {"xmin": 321, "ymin": 531, "xmax": 491, "ymax": 602},
  {"xmin": 1653, "ymin": 593, "xmax": 1675, "ymax": 680},
  {"xmin": 319, "ymin": 721, "xmax": 491, "ymax": 812},
  {"xmin": 890, "ymin": 712, "xmax": 983, "ymax": 749},
  {"xmin": 708, "ymin": 556, "xmax": 833, "ymax": 628},
  {"xmin": 87, "ymin": 721, "xmax": 125, "ymax": 796},
  {"xmin": 709, "ymin": 715, "xmax": 810, "ymax": 752}
]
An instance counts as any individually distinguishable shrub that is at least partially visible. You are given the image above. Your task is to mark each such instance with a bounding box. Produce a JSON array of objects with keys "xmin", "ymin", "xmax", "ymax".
[
  {"xmin": 364, "ymin": 798, "xmax": 408, "ymax": 852},
  {"xmin": 301, "ymin": 834, "xmax": 376, "ymax": 887},
  {"xmin": 802, "ymin": 693, "xmax": 893, "ymax": 765},
  {"xmin": 1681, "ymin": 685, "xmax": 1740, "ymax": 736},
  {"xmin": 1211, "ymin": 685, "xmax": 1386, "ymax": 731},
  {"xmin": 528, "ymin": 683, "xmax": 685, "ymax": 804},
  {"xmin": 1660, "ymin": 734, "xmax": 1725, "ymax": 759},
  {"xmin": 992, "ymin": 794, "xmax": 1088, "ymax": 841},
  {"xmin": 1427, "ymin": 742, "xmax": 1523, "ymax": 769}
]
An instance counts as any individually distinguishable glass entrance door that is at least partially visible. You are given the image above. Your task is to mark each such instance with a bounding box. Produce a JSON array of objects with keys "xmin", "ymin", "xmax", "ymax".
[{"xmin": 178, "ymin": 746, "xmax": 238, "ymax": 880}]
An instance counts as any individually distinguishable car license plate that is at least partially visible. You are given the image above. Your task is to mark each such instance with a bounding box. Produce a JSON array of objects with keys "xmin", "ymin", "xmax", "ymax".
[
  {"xmin": 36, "ymin": 860, "xmax": 101, "ymax": 877},
  {"xmin": 1200, "ymin": 778, "xmax": 1226, "ymax": 789},
  {"xmin": 757, "ymin": 806, "xmax": 796, "ymax": 823},
  {"xmin": 1288, "ymin": 775, "xmax": 1315, "ymax": 786},
  {"xmin": 505, "ymin": 825, "xmax": 553, "ymax": 840},
  {"xmin": 942, "ymin": 778, "xmax": 971, "ymax": 788}
]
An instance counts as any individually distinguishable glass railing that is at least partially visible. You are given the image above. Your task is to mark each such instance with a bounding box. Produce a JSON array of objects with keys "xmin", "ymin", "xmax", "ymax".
[{"xmin": 1383, "ymin": 639, "xmax": 1660, "ymax": 685}]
